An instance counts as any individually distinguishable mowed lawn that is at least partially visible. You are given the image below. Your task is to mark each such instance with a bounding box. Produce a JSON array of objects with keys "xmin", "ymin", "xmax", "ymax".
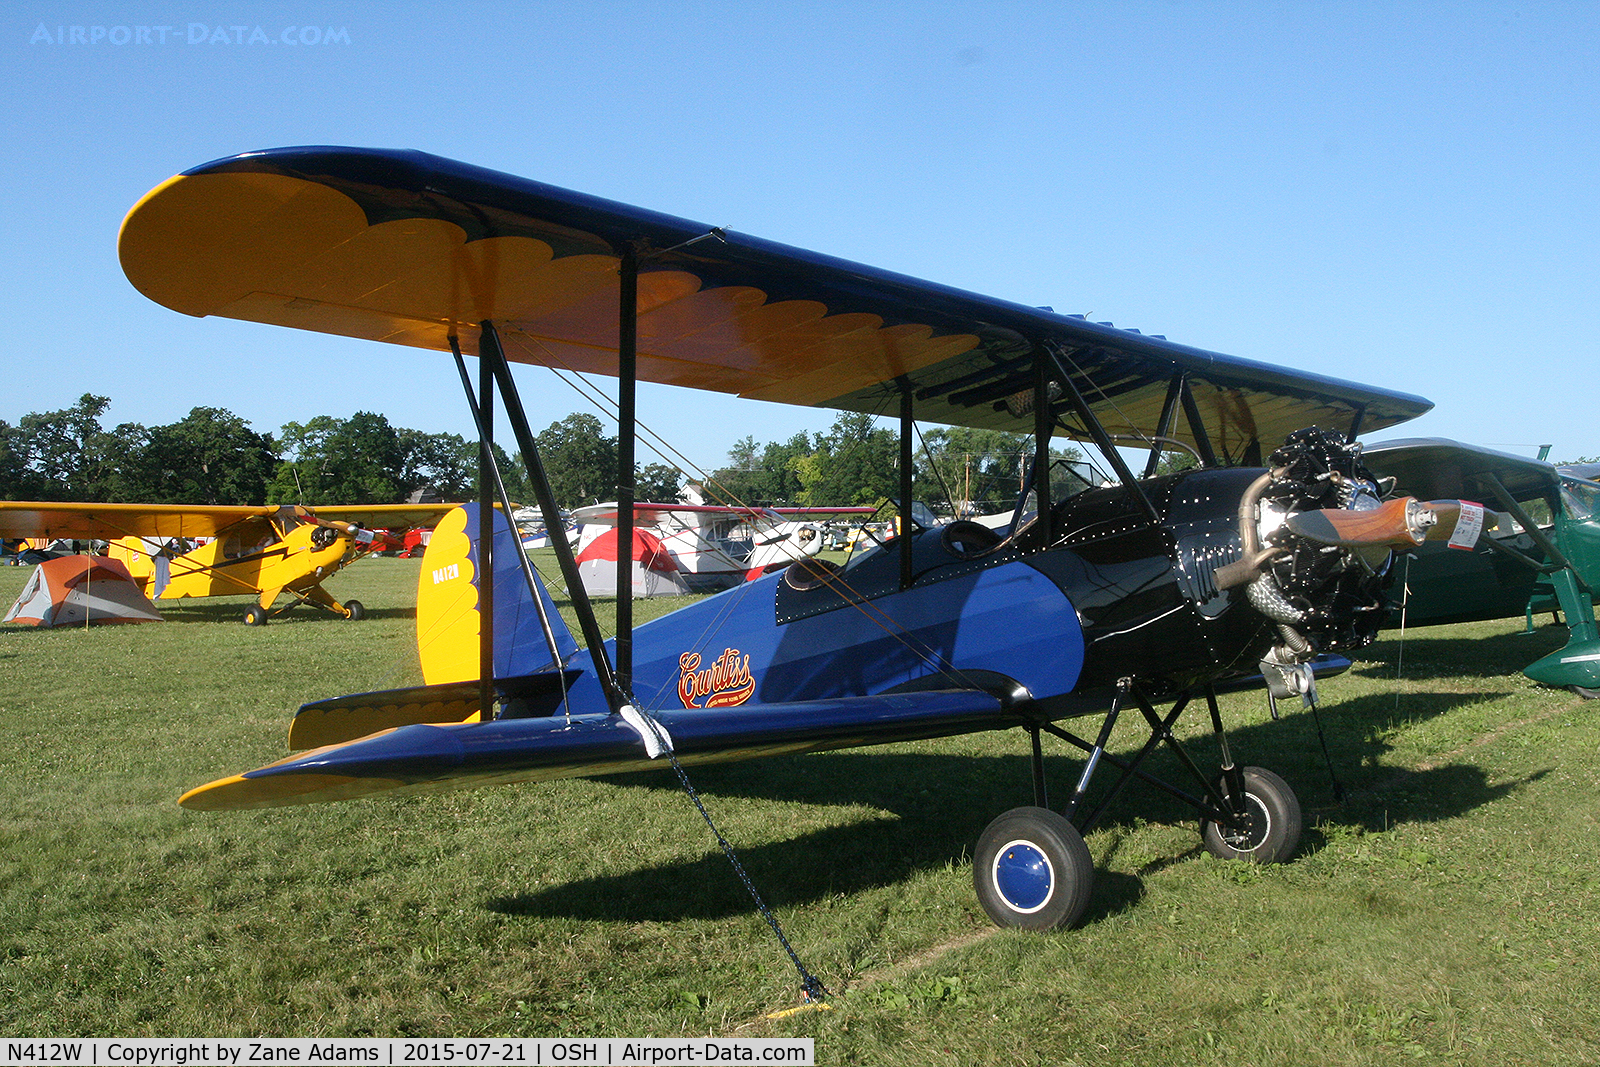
[{"xmin": 2, "ymin": 555, "xmax": 1598, "ymax": 1065}]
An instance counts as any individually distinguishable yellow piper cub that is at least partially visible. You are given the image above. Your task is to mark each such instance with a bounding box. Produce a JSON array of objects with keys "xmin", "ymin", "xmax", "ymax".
[{"xmin": 0, "ymin": 501, "xmax": 458, "ymax": 624}]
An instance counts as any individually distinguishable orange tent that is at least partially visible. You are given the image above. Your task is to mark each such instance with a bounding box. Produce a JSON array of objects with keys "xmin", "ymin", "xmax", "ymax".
[{"xmin": 3, "ymin": 555, "xmax": 164, "ymax": 627}]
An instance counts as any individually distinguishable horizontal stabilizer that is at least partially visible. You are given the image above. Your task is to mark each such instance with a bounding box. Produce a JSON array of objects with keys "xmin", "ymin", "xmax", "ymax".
[
  {"xmin": 181, "ymin": 689, "xmax": 1012, "ymax": 811},
  {"xmin": 287, "ymin": 681, "xmax": 484, "ymax": 751},
  {"xmin": 286, "ymin": 669, "xmax": 589, "ymax": 750}
]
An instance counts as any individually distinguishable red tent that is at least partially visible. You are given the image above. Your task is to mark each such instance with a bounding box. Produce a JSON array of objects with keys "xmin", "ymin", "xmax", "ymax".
[{"xmin": 574, "ymin": 528, "xmax": 690, "ymax": 598}]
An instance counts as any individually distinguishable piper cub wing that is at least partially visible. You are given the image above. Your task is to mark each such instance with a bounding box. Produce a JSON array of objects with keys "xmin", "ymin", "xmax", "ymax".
[
  {"xmin": 124, "ymin": 147, "xmax": 1456, "ymax": 933},
  {"xmin": 1365, "ymin": 438, "xmax": 1600, "ymax": 694},
  {"xmin": 0, "ymin": 500, "xmax": 458, "ymax": 623}
]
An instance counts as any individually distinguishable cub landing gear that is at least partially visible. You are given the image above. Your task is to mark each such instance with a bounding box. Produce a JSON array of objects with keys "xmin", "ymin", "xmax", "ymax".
[
  {"xmin": 241, "ymin": 595, "xmax": 365, "ymax": 625},
  {"xmin": 973, "ymin": 683, "xmax": 1305, "ymax": 931}
]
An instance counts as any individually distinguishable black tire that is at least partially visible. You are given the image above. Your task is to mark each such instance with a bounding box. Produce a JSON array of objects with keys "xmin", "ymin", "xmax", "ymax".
[
  {"xmin": 243, "ymin": 606, "xmax": 267, "ymax": 626},
  {"xmin": 1569, "ymin": 685, "xmax": 1600, "ymax": 699},
  {"xmin": 1200, "ymin": 766, "xmax": 1302, "ymax": 864},
  {"xmin": 344, "ymin": 599, "xmax": 365, "ymax": 621},
  {"xmin": 973, "ymin": 806, "xmax": 1094, "ymax": 931}
]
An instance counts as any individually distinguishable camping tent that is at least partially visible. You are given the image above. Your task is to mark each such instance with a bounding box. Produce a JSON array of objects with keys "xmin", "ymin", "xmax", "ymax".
[
  {"xmin": 4, "ymin": 555, "xmax": 164, "ymax": 627},
  {"xmin": 574, "ymin": 528, "xmax": 690, "ymax": 598}
]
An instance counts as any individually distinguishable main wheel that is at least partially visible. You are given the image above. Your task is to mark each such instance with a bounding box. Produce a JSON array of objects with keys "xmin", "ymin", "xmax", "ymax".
[
  {"xmin": 343, "ymin": 599, "xmax": 365, "ymax": 620},
  {"xmin": 243, "ymin": 606, "xmax": 267, "ymax": 626},
  {"xmin": 973, "ymin": 806, "xmax": 1094, "ymax": 931},
  {"xmin": 1200, "ymin": 766, "xmax": 1302, "ymax": 864}
]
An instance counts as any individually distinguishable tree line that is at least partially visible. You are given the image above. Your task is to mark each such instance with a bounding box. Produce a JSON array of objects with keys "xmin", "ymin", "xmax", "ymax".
[
  {"xmin": 707, "ymin": 411, "xmax": 1081, "ymax": 516},
  {"xmin": 2, "ymin": 395, "xmax": 1076, "ymax": 516}
]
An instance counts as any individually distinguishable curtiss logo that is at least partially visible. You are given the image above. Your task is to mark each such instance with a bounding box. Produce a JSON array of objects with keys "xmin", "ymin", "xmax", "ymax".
[{"xmin": 678, "ymin": 648, "xmax": 755, "ymax": 708}]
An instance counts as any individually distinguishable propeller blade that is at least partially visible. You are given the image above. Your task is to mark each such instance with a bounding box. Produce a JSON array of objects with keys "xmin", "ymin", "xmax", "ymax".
[
  {"xmin": 1284, "ymin": 496, "xmax": 1435, "ymax": 548},
  {"xmin": 1420, "ymin": 499, "xmax": 1487, "ymax": 549}
]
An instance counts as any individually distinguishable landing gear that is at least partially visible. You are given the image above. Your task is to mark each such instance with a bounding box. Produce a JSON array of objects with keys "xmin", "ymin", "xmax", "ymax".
[
  {"xmin": 974, "ymin": 807, "xmax": 1094, "ymax": 930},
  {"xmin": 972, "ymin": 683, "xmax": 1304, "ymax": 931},
  {"xmin": 343, "ymin": 599, "xmax": 365, "ymax": 620},
  {"xmin": 243, "ymin": 605, "xmax": 268, "ymax": 626},
  {"xmin": 1199, "ymin": 766, "xmax": 1302, "ymax": 863}
]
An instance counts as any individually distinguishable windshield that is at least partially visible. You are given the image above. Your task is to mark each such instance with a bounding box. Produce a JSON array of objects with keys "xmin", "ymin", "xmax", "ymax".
[{"xmin": 1560, "ymin": 477, "xmax": 1600, "ymax": 522}]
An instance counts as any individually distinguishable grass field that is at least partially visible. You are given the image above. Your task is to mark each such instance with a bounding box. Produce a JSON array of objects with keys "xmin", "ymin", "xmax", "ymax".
[{"xmin": 2, "ymin": 556, "xmax": 1598, "ymax": 1064}]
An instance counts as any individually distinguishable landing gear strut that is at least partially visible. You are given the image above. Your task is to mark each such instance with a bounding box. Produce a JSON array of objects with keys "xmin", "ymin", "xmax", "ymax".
[{"xmin": 973, "ymin": 681, "xmax": 1303, "ymax": 930}]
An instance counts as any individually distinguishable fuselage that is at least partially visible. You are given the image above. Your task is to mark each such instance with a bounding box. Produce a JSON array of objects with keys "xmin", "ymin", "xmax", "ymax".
[
  {"xmin": 109, "ymin": 516, "xmax": 357, "ymax": 601},
  {"xmin": 520, "ymin": 468, "xmax": 1294, "ymax": 722}
]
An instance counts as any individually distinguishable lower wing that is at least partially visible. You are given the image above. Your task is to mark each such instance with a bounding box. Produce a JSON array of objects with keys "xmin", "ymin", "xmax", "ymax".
[{"xmin": 181, "ymin": 689, "xmax": 1013, "ymax": 811}]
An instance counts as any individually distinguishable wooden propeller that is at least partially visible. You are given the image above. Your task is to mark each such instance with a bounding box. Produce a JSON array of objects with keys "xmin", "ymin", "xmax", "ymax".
[{"xmin": 1283, "ymin": 496, "xmax": 1442, "ymax": 548}]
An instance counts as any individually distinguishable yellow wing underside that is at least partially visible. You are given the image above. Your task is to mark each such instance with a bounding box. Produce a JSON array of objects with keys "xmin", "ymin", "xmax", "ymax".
[{"xmin": 120, "ymin": 170, "xmax": 979, "ymax": 410}]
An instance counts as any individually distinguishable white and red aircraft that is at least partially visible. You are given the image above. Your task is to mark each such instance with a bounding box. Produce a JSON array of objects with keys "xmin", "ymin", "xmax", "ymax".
[{"xmin": 569, "ymin": 488, "xmax": 875, "ymax": 593}]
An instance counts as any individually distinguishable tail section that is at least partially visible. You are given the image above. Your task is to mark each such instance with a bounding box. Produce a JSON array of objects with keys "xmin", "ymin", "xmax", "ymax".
[{"xmin": 416, "ymin": 504, "xmax": 579, "ymax": 684}]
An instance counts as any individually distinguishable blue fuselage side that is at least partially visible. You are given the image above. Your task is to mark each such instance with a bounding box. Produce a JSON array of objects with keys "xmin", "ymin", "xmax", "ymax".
[
  {"xmin": 494, "ymin": 467, "xmax": 1281, "ymax": 723},
  {"xmin": 627, "ymin": 558, "xmax": 1083, "ymax": 712}
]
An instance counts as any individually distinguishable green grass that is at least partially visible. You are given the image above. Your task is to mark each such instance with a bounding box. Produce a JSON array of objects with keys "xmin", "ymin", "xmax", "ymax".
[{"xmin": 2, "ymin": 558, "xmax": 1599, "ymax": 1064}]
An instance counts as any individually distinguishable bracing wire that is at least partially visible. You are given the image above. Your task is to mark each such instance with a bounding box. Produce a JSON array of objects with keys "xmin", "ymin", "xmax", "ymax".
[{"xmin": 495, "ymin": 330, "xmax": 997, "ymax": 701}]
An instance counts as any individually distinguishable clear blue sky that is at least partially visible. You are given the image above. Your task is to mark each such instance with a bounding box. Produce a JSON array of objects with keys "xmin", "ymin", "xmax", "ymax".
[{"xmin": 7, "ymin": 1, "xmax": 1599, "ymax": 477}]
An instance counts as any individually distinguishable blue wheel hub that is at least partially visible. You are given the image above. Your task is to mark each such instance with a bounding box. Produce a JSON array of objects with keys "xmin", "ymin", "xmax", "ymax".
[{"xmin": 992, "ymin": 839, "xmax": 1055, "ymax": 914}]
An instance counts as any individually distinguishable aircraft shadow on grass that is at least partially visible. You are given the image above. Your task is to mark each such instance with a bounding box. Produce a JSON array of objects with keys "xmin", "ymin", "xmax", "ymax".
[
  {"xmin": 153, "ymin": 601, "xmax": 416, "ymax": 626},
  {"xmin": 485, "ymin": 678, "xmax": 1535, "ymax": 926},
  {"xmin": 1355, "ymin": 621, "xmax": 1574, "ymax": 683}
]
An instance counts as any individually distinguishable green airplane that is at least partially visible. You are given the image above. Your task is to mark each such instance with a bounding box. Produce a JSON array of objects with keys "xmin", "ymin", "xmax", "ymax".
[{"xmin": 1363, "ymin": 438, "xmax": 1600, "ymax": 697}]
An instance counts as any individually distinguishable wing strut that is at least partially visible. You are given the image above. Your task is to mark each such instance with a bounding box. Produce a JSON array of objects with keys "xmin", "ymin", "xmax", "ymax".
[
  {"xmin": 616, "ymin": 246, "xmax": 638, "ymax": 694},
  {"xmin": 448, "ymin": 334, "xmax": 575, "ymax": 708},
  {"xmin": 1143, "ymin": 374, "xmax": 1186, "ymax": 479},
  {"xmin": 899, "ymin": 386, "xmax": 914, "ymax": 591},
  {"xmin": 1032, "ymin": 346, "xmax": 1054, "ymax": 527},
  {"xmin": 1477, "ymin": 472, "xmax": 1589, "ymax": 591},
  {"xmin": 1177, "ymin": 375, "xmax": 1219, "ymax": 468},
  {"xmin": 1042, "ymin": 342, "xmax": 1162, "ymax": 525},
  {"xmin": 474, "ymin": 322, "xmax": 625, "ymax": 710},
  {"xmin": 479, "ymin": 337, "xmax": 496, "ymax": 716}
]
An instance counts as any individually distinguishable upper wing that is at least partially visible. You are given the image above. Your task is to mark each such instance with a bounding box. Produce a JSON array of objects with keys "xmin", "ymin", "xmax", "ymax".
[
  {"xmin": 0, "ymin": 501, "xmax": 271, "ymax": 540},
  {"xmin": 1364, "ymin": 438, "xmax": 1559, "ymax": 501},
  {"xmin": 304, "ymin": 503, "xmax": 463, "ymax": 528},
  {"xmin": 121, "ymin": 147, "xmax": 1433, "ymax": 459},
  {"xmin": 766, "ymin": 507, "xmax": 880, "ymax": 519},
  {"xmin": 570, "ymin": 502, "xmax": 876, "ymax": 527},
  {"xmin": 0, "ymin": 501, "xmax": 461, "ymax": 541}
]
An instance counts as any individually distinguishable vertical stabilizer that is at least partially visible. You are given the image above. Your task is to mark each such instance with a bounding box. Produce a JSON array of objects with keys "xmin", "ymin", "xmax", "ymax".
[{"xmin": 417, "ymin": 505, "xmax": 578, "ymax": 684}]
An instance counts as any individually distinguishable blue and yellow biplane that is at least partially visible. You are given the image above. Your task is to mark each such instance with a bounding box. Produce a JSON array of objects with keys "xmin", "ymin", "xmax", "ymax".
[{"xmin": 121, "ymin": 147, "xmax": 1465, "ymax": 933}]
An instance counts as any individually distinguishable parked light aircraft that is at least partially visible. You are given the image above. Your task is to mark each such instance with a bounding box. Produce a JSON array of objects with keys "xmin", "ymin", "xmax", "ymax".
[
  {"xmin": 0, "ymin": 501, "xmax": 457, "ymax": 623},
  {"xmin": 569, "ymin": 494, "xmax": 876, "ymax": 589},
  {"xmin": 120, "ymin": 147, "xmax": 1468, "ymax": 936},
  {"xmin": 1364, "ymin": 438, "xmax": 1600, "ymax": 695}
]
